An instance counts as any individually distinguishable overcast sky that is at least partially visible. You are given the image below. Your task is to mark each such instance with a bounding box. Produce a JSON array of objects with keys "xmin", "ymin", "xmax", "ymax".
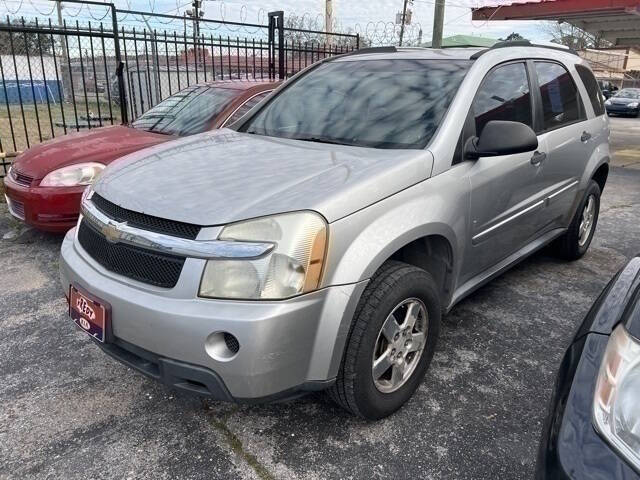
[{"xmin": 3, "ymin": 0, "xmax": 552, "ymax": 43}]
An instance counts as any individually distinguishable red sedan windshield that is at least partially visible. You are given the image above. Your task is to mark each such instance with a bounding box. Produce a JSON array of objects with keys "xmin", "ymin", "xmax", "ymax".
[{"xmin": 132, "ymin": 86, "xmax": 236, "ymax": 136}]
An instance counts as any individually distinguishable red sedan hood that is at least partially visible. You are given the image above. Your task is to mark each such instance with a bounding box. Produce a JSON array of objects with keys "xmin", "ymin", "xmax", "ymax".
[{"xmin": 12, "ymin": 125, "xmax": 171, "ymax": 180}]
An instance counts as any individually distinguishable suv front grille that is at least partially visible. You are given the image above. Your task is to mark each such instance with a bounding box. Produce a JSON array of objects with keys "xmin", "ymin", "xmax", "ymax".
[
  {"xmin": 78, "ymin": 219, "xmax": 185, "ymax": 288},
  {"xmin": 91, "ymin": 193, "xmax": 201, "ymax": 240}
]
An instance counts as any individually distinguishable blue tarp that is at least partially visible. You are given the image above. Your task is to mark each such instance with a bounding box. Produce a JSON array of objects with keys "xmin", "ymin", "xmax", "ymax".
[{"xmin": 0, "ymin": 79, "xmax": 61, "ymax": 104}]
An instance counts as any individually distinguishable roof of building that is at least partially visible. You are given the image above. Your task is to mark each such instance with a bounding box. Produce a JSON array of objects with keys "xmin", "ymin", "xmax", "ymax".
[{"xmin": 472, "ymin": 0, "xmax": 640, "ymax": 47}]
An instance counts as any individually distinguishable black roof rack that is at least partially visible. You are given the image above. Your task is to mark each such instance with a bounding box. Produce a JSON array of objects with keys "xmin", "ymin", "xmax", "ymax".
[
  {"xmin": 339, "ymin": 46, "xmax": 398, "ymax": 58},
  {"xmin": 469, "ymin": 40, "xmax": 578, "ymax": 60}
]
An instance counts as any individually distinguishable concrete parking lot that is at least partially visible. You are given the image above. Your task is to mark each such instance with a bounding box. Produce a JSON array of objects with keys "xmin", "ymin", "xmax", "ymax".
[{"xmin": 1, "ymin": 118, "xmax": 639, "ymax": 480}]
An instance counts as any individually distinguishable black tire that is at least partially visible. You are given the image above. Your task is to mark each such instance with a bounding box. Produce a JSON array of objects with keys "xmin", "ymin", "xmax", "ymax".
[
  {"xmin": 327, "ymin": 261, "xmax": 441, "ymax": 420},
  {"xmin": 552, "ymin": 180, "xmax": 601, "ymax": 260}
]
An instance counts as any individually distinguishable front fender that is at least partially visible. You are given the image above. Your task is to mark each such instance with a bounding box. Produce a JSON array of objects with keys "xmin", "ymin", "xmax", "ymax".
[
  {"xmin": 315, "ymin": 167, "xmax": 471, "ymax": 380},
  {"xmin": 322, "ymin": 167, "xmax": 471, "ymax": 290}
]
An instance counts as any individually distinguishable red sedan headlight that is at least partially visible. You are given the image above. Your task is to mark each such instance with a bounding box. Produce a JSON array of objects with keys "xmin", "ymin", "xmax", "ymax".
[{"xmin": 40, "ymin": 162, "xmax": 105, "ymax": 187}]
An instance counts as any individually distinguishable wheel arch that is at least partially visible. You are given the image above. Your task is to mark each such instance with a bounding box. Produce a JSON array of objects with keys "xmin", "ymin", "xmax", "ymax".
[
  {"xmin": 592, "ymin": 162, "xmax": 609, "ymax": 193},
  {"xmin": 386, "ymin": 234, "xmax": 455, "ymax": 307},
  {"xmin": 325, "ymin": 221, "xmax": 460, "ymax": 307}
]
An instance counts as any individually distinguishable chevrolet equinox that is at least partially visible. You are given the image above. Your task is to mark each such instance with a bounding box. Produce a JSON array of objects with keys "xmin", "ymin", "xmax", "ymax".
[{"xmin": 60, "ymin": 42, "xmax": 610, "ymax": 419}]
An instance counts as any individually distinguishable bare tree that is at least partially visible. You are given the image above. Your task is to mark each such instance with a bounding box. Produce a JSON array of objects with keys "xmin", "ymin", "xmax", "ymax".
[
  {"xmin": 284, "ymin": 14, "xmax": 323, "ymax": 45},
  {"xmin": 283, "ymin": 14, "xmax": 358, "ymax": 48},
  {"xmin": 543, "ymin": 21, "xmax": 610, "ymax": 50},
  {"xmin": 0, "ymin": 22, "xmax": 55, "ymax": 55}
]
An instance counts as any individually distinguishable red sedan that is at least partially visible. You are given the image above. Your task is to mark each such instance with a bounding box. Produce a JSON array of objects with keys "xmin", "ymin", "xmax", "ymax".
[{"xmin": 3, "ymin": 80, "xmax": 278, "ymax": 232}]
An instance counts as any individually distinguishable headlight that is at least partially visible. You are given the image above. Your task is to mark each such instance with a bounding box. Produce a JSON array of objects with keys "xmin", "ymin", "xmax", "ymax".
[
  {"xmin": 605, "ymin": 99, "xmax": 612, "ymax": 105},
  {"xmin": 40, "ymin": 162, "xmax": 105, "ymax": 187},
  {"xmin": 593, "ymin": 324, "xmax": 640, "ymax": 470},
  {"xmin": 199, "ymin": 211, "xmax": 327, "ymax": 300},
  {"xmin": 628, "ymin": 102, "xmax": 639, "ymax": 108}
]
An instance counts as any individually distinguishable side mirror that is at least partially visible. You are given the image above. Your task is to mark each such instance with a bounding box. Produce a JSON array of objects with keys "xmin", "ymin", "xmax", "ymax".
[{"xmin": 465, "ymin": 120, "xmax": 538, "ymax": 160}]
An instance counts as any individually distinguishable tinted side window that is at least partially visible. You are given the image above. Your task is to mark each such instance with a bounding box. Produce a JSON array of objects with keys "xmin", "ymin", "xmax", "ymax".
[
  {"xmin": 535, "ymin": 62, "xmax": 583, "ymax": 130},
  {"xmin": 225, "ymin": 91, "xmax": 271, "ymax": 125},
  {"xmin": 472, "ymin": 62, "xmax": 533, "ymax": 136},
  {"xmin": 575, "ymin": 64, "xmax": 605, "ymax": 116}
]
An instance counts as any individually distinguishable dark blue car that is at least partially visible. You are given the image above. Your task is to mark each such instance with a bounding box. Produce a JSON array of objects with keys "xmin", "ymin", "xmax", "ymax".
[
  {"xmin": 537, "ymin": 256, "xmax": 640, "ymax": 478},
  {"xmin": 605, "ymin": 88, "xmax": 640, "ymax": 117}
]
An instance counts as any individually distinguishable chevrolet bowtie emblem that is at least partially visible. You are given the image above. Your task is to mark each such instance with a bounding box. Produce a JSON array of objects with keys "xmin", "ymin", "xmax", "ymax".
[{"xmin": 101, "ymin": 220, "xmax": 126, "ymax": 244}]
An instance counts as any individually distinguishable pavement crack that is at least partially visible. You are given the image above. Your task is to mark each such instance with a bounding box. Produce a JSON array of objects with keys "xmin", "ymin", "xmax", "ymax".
[
  {"xmin": 202, "ymin": 401, "xmax": 276, "ymax": 480},
  {"xmin": 601, "ymin": 202, "xmax": 636, "ymax": 213}
]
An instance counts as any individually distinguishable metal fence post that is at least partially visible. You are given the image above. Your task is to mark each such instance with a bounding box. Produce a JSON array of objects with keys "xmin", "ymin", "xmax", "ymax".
[
  {"xmin": 277, "ymin": 12, "xmax": 284, "ymax": 80},
  {"xmin": 268, "ymin": 11, "xmax": 284, "ymax": 80},
  {"xmin": 267, "ymin": 12, "xmax": 275, "ymax": 80},
  {"xmin": 111, "ymin": 3, "xmax": 128, "ymax": 124}
]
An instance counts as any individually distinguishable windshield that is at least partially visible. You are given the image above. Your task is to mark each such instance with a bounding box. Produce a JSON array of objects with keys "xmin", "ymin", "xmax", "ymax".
[
  {"xmin": 132, "ymin": 86, "xmax": 237, "ymax": 136},
  {"xmin": 240, "ymin": 59, "xmax": 471, "ymax": 149},
  {"xmin": 614, "ymin": 89, "xmax": 640, "ymax": 99}
]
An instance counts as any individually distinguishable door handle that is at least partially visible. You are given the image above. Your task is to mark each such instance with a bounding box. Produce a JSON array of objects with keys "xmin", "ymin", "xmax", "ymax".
[
  {"xmin": 581, "ymin": 131, "xmax": 592, "ymax": 142},
  {"xmin": 530, "ymin": 151, "xmax": 546, "ymax": 166}
]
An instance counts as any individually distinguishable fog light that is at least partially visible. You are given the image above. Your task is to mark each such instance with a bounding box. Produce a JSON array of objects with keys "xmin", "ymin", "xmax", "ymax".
[{"xmin": 205, "ymin": 331, "xmax": 240, "ymax": 361}]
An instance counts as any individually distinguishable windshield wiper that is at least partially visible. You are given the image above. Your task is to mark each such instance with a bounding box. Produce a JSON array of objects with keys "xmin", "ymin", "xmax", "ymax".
[
  {"xmin": 291, "ymin": 136, "xmax": 356, "ymax": 146},
  {"xmin": 242, "ymin": 131, "xmax": 358, "ymax": 146}
]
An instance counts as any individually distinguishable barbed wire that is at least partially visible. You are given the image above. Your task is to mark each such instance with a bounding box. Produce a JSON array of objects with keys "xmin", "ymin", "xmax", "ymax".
[
  {"xmin": 2, "ymin": 0, "xmax": 427, "ymax": 46},
  {"xmin": 2, "ymin": 0, "xmax": 24, "ymax": 15},
  {"xmin": 27, "ymin": 0, "xmax": 55, "ymax": 16}
]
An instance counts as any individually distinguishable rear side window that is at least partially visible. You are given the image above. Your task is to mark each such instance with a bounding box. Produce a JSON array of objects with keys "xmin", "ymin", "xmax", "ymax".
[
  {"xmin": 472, "ymin": 62, "xmax": 533, "ymax": 136},
  {"xmin": 575, "ymin": 64, "xmax": 605, "ymax": 116},
  {"xmin": 535, "ymin": 62, "xmax": 583, "ymax": 130},
  {"xmin": 225, "ymin": 91, "xmax": 271, "ymax": 126}
]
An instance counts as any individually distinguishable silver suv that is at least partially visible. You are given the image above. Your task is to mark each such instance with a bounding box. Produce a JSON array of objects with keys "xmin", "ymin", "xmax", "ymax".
[{"xmin": 60, "ymin": 43, "xmax": 610, "ymax": 419}]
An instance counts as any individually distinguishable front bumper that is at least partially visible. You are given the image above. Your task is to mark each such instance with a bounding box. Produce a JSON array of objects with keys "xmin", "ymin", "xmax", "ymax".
[
  {"xmin": 605, "ymin": 104, "xmax": 640, "ymax": 116},
  {"xmin": 60, "ymin": 228, "xmax": 366, "ymax": 400},
  {"xmin": 3, "ymin": 176, "xmax": 84, "ymax": 232},
  {"xmin": 536, "ymin": 332, "xmax": 639, "ymax": 479}
]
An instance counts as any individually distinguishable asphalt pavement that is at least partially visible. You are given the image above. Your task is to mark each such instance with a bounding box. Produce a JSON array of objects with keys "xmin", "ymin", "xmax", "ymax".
[{"xmin": 1, "ymin": 119, "xmax": 639, "ymax": 480}]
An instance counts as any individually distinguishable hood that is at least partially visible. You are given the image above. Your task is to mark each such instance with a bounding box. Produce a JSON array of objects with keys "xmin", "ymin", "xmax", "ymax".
[
  {"xmin": 94, "ymin": 129, "xmax": 433, "ymax": 225},
  {"xmin": 12, "ymin": 125, "xmax": 171, "ymax": 180},
  {"xmin": 611, "ymin": 97, "xmax": 639, "ymax": 105}
]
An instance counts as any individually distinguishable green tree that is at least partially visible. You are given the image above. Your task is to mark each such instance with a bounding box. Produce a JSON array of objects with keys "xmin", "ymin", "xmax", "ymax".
[{"xmin": 500, "ymin": 32, "xmax": 526, "ymax": 42}]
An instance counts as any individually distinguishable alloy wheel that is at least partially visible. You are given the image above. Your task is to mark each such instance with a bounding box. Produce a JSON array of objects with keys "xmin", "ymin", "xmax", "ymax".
[
  {"xmin": 371, "ymin": 298, "xmax": 429, "ymax": 393},
  {"xmin": 578, "ymin": 194, "xmax": 596, "ymax": 247}
]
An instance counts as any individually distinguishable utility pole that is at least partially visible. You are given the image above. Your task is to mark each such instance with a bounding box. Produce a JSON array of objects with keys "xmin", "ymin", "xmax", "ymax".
[
  {"xmin": 325, "ymin": 0, "xmax": 333, "ymax": 44},
  {"xmin": 141, "ymin": 15, "xmax": 160, "ymax": 106},
  {"xmin": 186, "ymin": 0, "xmax": 204, "ymax": 66},
  {"xmin": 399, "ymin": 0, "xmax": 409, "ymax": 46},
  {"xmin": 432, "ymin": 0, "xmax": 446, "ymax": 49},
  {"xmin": 56, "ymin": 1, "xmax": 71, "ymax": 102}
]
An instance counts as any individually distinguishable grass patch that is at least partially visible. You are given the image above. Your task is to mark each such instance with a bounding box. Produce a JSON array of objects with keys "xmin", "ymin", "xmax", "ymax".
[{"xmin": 0, "ymin": 100, "xmax": 122, "ymax": 153}]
